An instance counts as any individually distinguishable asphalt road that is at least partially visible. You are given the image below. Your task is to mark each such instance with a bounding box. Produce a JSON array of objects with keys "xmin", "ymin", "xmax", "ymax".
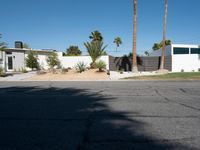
[{"xmin": 0, "ymin": 81, "xmax": 200, "ymax": 150}]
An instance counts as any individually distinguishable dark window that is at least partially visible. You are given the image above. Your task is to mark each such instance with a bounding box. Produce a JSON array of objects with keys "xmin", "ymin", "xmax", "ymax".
[
  {"xmin": 6, "ymin": 51, "xmax": 12, "ymax": 55},
  {"xmin": 191, "ymin": 48, "xmax": 200, "ymax": 54},
  {"xmin": 173, "ymin": 47, "xmax": 189, "ymax": 54}
]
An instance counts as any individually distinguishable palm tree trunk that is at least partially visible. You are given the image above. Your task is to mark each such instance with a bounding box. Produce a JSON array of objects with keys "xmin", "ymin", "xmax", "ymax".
[
  {"xmin": 132, "ymin": 0, "xmax": 138, "ymax": 72},
  {"xmin": 160, "ymin": 0, "xmax": 168, "ymax": 70}
]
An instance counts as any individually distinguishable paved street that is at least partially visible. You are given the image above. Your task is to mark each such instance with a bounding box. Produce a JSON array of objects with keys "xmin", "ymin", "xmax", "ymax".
[{"xmin": 0, "ymin": 81, "xmax": 200, "ymax": 150}]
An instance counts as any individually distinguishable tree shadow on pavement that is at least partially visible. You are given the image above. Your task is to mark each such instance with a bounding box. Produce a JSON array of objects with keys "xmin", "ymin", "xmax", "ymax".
[{"xmin": 0, "ymin": 86, "xmax": 196, "ymax": 150}]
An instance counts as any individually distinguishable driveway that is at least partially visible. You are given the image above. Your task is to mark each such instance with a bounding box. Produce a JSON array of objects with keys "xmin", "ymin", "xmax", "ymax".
[
  {"xmin": 0, "ymin": 81, "xmax": 200, "ymax": 150},
  {"xmin": 0, "ymin": 72, "xmax": 36, "ymax": 81}
]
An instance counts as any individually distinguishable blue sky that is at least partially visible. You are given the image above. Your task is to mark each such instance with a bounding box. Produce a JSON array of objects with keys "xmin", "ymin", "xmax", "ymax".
[{"xmin": 1, "ymin": 0, "xmax": 200, "ymax": 56}]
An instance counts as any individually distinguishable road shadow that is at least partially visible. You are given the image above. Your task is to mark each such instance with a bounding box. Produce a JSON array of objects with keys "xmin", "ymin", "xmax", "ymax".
[{"xmin": 0, "ymin": 85, "xmax": 196, "ymax": 150}]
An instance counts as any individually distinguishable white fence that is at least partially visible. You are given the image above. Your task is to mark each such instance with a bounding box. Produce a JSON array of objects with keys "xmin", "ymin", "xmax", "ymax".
[
  {"xmin": 172, "ymin": 55, "xmax": 200, "ymax": 72},
  {"xmin": 59, "ymin": 54, "xmax": 109, "ymax": 70}
]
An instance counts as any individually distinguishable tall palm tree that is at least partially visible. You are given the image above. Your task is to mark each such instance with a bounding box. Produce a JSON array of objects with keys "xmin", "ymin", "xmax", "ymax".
[
  {"xmin": 132, "ymin": 0, "xmax": 138, "ymax": 72},
  {"xmin": 159, "ymin": 0, "xmax": 168, "ymax": 70},
  {"xmin": 89, "ymin": 30, "xmax": 103, "ymax": 42},
  {"xmin": 113, "ymin": 37, "xmax": 122, "ymax": 52}
]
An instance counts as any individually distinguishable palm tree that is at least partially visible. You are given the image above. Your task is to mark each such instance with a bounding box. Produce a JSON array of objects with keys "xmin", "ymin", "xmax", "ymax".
[
  {"xmin": 152, "ymin": 40, "xmax": 171, "ymax": 51},
  {"xmin": 84, "ymin": 41, "xmax": 107, "ymax": 68},
  {"xmin": 89, "ymin": 30, "xmax": 103, "ymax": 42},
  {"xmin": 132, "ymin": 0, "xmax": 138, "ymax": 72},
  {"xmin": 113, "ymin": 37, "xmax": 122, "ymax": 52},
  {"xmin": 159, "ymin": 0, "xmax": 168, "ymax": 71}
]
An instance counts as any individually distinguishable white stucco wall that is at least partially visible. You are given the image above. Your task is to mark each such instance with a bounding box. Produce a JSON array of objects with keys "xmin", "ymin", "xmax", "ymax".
[
  {"xmin": 59, "ymin": 54, "xmax": 109, "ymax": 70},
  {"xmin": 25, "ymin": 53, "xmax": 50, "ymax": 70},
  {"xmin": 171, "ymin": 44, "xmax": 200, "ymax": 72},
  {"xmin": 172, "ymin": 54, "xmax": 200, "ymax": 72},
  {"xmin": 24, "ymin": 51, "xmax": 109, "ymax": 70}
]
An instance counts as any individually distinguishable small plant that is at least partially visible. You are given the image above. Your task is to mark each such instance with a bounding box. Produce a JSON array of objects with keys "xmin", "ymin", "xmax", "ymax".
[
  {"xmin": 61, "ymin": 68, "xmax": 68, "ymax": 74},
  {"xmin": 198, "ymin": 68, "xmax": 200, "ymax": 72},
  {"xmin": 181, "ymin": 69, "xmax": 184, "ymax": 72},
  {"xmin": 75, "ymin": 62, "xmax": 87, "ymax": 73},
  {"xmin": 46, "ymin": 52, "xmax": 61, "ymax": 69},
  {"xmin": 96, "ymin": 60, "xmax": 106, "ymax": 72},
  {"xmin": 21, "ymin": 67, "xmax": 28, "ymax": 73},
  {"xmin": 0, "ymin": 67, "xmax": 6, "ymax": 77},
  {"xmin": 26, "ymin": 51, "xmax": 39, "ymax": 70}
]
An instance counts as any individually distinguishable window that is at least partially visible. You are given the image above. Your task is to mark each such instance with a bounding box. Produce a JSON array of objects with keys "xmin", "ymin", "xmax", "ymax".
[
  {"xmin": 191, "ymin": 48, "xmax": 200, "ymax": 54},
  {"xmin": 6, "ymin": 51, "xmax": 12, "ymax": 55},
  {"xmin": 173, "ymin": 47, "xmax": 189, "ymax": 54}
]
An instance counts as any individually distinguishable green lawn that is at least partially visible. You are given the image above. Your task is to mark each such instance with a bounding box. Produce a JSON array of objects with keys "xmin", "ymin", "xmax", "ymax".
[{"xmin": 125, "ymin": 72, "xmax": 200, "ymax": 80}]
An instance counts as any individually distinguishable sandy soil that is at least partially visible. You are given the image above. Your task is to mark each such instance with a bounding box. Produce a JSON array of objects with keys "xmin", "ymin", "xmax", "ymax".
[{"xmin": 26, "ymin": 69, "xmax": 109, "ymax": 81}]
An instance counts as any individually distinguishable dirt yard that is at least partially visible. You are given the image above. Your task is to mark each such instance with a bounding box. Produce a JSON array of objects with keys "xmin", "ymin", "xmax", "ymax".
[{"xmin": 26, "ymin": 69, "xmax": 109, "ymax": 81}]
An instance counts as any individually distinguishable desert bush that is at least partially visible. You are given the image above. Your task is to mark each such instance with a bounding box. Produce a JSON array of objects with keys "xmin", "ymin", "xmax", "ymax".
[
  {"xmin": 75, "ymin": 62, "xmax": 87, "ymax": 73},
  {"xmin": 96, "ymin": 60, "xmax": 106, "ymax": 72},
  {"xmin": 46, "ymin": 52, "xmax": 61, "ymax": 69},
  {"xmin": 26, "ymin": 51, "xmax": 39, "ymax": 70},
  {"xmin": 21, "ymin": 68, "xmax": 28, "ymax": 73},
  {"xmin": 61, "ymin": 68, "xmax": 68, "ymax": 74},
  {"xmin": 0, "ymin": 67, "xmax": 6, "ymax": 77}
]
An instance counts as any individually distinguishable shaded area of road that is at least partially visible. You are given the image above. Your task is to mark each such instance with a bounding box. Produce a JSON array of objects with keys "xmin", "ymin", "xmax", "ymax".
[{"xmin": 0, "ymin": 81, "xmax": 199, "ymax": 150}]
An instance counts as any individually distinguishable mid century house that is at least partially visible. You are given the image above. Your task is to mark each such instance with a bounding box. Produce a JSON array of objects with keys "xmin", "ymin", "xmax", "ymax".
[
  {"xmin": 150, "ymin": 44, "xmax": 200, "ymax": 72},
  {"xmin": 0, "ymin": 41, "xmax": 110, "ymax": 72},
  {"xmin": 0, "ymin": 42, "xmax": 54, "ymax": 72}
]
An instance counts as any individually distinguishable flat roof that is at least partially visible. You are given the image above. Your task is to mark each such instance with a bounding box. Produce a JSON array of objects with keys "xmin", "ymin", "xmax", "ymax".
[
  {"xmin": 172, "ymin": 44, "xmax": 200, "ymax": 48},
  {"xmin": 5, "ymin": 48, "xmax": 55, "ymax": 53}
]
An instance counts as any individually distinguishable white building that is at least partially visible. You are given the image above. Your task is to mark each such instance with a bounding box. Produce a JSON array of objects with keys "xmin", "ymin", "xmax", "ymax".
[
  {"xmin": 0, "ymin": 42, "xmax": 109, "ymax": 72},
  {"xmin": 150, "ymin": 44, "xmax": 200, "ymax": 72}
]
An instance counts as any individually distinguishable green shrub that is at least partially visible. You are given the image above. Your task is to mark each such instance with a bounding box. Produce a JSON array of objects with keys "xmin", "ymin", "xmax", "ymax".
[
  {"xmin": 25, "ymin": 51, "xmax": 39, "ymax": 70},
  {"xmin": 46, "ymin": 52, "xmax": 61, "ymax": 69},
  {"xmin": 75, "ymin": 62, "xmax": 87, "ymax": 73},
  {"xmin": 0, "ymin": 67, "xmax": 3, "ymax": 73},
  {"xmin": 96, "ymin": 60, "xmax": 106, "ymax": 72},
  {"xmin": 0, "ymin": 67, "xmax": 5, "ymax": 77}
]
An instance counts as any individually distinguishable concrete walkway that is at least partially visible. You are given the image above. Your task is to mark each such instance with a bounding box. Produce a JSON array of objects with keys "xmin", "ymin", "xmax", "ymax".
[{"xmin": 0, "ymin": 72, "xmax": 36, "ymax": 81}]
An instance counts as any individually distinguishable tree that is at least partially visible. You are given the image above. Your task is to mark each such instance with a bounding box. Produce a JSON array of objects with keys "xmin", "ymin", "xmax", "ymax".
[
  {"xmin": 84, "ymin": 41, "xmax": 107, "ymax": 68},
  {"xmin": 152, "ymin": 40, "xmax": 171, "ymax": 51},
  {"xmin": 89, "ymin": 30, "xmax": 103, "ymax": 42},
  {"xmin": 23, "ymin": 43, "xmax": 31, "ymax": 49},
  {"xmin": 46, "ymin": 52, "xmax": 60, "ymax": 69},
  {"xmin": 114, "ymin": 37, "xmax": 122, "ymax": 52},
  {"xmin": 144, "ymin": 51, "xmax": 149, "ymax": 56},
  {"xmin": 132, "ymin": 0, "xmax": 138, "ymax": 72},
  {"xmin": 66, "ymin": 46, "xmax": 82, "ymax": 56},
  {"xmin": 0, "ymin": 34, "xmax": 7, "ymax": 51},
  {"xmin": 25, "ymin": 51, "xmax": 39, "ymax": 70},
  {"xmin": 159, "ymin": 0, "xmax": 169, "ymax": 71}
]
